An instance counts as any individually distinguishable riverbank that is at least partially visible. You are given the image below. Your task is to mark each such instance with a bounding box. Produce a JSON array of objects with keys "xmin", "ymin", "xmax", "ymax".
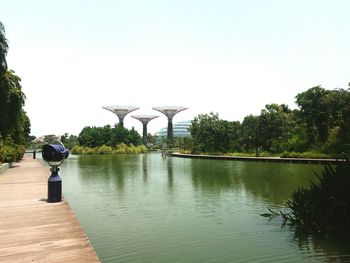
[
  {"xmin": 172, "ymin": 152, "xmax": 342, "ymax": 164},
  {"xmin": 0, "ymin": 156, "xmax": 100, "ymax": 262}
]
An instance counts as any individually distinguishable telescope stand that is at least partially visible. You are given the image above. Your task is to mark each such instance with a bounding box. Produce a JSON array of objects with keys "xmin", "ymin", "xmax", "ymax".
[{"xmin": 48, "ymin": 165, "xmax": 62, "ymax": 203}]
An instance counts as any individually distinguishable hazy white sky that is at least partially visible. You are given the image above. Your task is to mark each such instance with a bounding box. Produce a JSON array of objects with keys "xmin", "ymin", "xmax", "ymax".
[{"xmin": 1, "ymin": 0, "xmax": 349, "ymax": 136}]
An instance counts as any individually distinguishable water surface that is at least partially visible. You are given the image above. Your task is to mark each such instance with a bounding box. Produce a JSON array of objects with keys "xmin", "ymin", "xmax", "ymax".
[{"xmin": 60, "ymin": 153, "xmax": 350, "ymax": 262}]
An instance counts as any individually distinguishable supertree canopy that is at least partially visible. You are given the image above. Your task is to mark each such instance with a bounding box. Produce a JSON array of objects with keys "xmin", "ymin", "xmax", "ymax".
[
  {"xmin": 131, "ymin": 115, "xmax": 158, "ymax": 142},
  {"xmin": 103, "ymin": 105, "xmax": 139, "ymax": 127}
]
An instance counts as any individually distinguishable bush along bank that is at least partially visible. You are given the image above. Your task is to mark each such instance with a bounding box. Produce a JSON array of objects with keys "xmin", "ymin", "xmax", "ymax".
[
  {"xmin": 0, "ymin": 143, "xmax": 25, "ymax": 163},
  {"xmin": 180, "ymin": 150, "xmax": 337, "ymax": 159},
  {"xmin": 261, "ymin": 160, "xmax": 350, "ymax": 234},
  {"xmin": 71, "ymin": 143, "xmax": 148, "ymax": 155}
]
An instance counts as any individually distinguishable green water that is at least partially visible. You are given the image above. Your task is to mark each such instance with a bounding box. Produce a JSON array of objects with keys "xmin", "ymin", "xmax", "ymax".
[{"xmin": 60, "ymin": 153, "xmax": 350, "ymax": 262}]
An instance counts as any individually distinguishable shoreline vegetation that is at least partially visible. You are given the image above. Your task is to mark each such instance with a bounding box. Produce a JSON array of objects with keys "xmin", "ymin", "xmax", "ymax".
[
  {"xmin": 262, "ymin": 161, "xmax": 350, "ymax": 234},
  {"xmin": 71, "ymin": 144, "xmax": 147, "ymax": 155},
  {"xmin": 179, "ymin": 150, "xmax": 340, "ymax": 159}
]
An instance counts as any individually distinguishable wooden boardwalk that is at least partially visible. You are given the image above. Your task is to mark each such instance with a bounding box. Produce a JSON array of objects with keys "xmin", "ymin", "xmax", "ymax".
[{"xmin": 0, "ymin": 156, "xmax": 100, "ymax": 263}]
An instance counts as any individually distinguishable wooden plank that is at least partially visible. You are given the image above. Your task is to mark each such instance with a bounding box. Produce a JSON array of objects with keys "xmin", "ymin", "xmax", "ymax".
[{"xmin": 0, "ymin": 156, "xmax": 100, "ymax": 263}]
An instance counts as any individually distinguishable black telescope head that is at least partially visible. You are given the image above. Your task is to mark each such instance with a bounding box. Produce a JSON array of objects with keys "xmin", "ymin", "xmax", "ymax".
[{"xmin": 42, "ymin": 144, "xmax": 69, "ymax": 164}]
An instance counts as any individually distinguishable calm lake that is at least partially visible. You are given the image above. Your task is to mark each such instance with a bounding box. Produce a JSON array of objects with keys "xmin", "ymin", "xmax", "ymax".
[{"xmin": 60, "ymin": 153, "xmax": 350, "ymax": 263}]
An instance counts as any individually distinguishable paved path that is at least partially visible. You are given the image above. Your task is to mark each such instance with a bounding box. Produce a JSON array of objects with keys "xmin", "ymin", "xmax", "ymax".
[{"xmin": 0, "ymin": 156, "xmax": 100, "ymax": 263}]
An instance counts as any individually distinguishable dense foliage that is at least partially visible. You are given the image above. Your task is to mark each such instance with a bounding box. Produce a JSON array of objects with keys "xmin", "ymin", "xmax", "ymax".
[
  {"xmin": 71, "ymin": 144, "xmax": 147, "ymax": 155},
  {"xmin": 262, "ymin": 161, "xmax": 350, "ymax": 233},
  {"xmin": 71, "ymin": 125, "xmax": 144, "ymax": 155},
  {"xmin": 0, "ymin": 21, "xmax": 30, "ymax": 163},
  {"xmin": 189, "ymin": 85, "xmax": 350, "ymax": 156},
  {"xmin": 77, "ymin": 124, "xmax": 142, "ymax": 148},
  {"xmin": 0, "ymin": 22, "xmax": 8, "ymax": 74},
  {"xmin": 190, "ymin": 112, "xmax": 240, "ymax": 153}
]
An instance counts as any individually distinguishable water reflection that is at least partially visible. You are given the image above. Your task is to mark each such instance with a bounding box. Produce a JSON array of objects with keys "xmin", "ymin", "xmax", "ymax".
[
  {"xmin": 190, "ymin": 159, "xmax": 322, "ymax": 205},
  {"xmin": 73, "ymin": 154, "xmax": 323, "ymax": 206},
  {"xmin": 167, "ymin": 158, "xmax": 174, "ymax": 190},
  {"xmin": 239, "ymin": 162, "xmax": 323, "ymax": 204},
  {"xmin": 142, "ymin": 154, "xmax": 148, "ymax": 184},
  {"xmin": 60, "ymin": 154, "xmax": 349, "ymax": 263},
  {"xmin": 292, "ymin": 229, "xmax": 350, "ymax": 262},
  {"xmin": 76, "ymin": 154, "xmax": 133, "ymax": 195},
  {"xmin": 191, "ymin": 160, "xmax": 240, "ymax": 192}
]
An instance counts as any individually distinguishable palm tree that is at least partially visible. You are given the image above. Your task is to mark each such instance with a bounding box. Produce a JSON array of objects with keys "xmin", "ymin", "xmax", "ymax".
[{"xmin": 0, "ymin": 21, "xmax": 8, "ymax": 74}]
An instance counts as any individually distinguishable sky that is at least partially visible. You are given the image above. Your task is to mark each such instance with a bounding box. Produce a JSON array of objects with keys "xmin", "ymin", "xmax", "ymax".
[{"xmin": 1, "ymin": 0, "xmax": 349, "ymax": 137}]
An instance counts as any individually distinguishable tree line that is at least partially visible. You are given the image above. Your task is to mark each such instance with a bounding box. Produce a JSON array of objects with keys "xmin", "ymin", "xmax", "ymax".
[
  {"xmin": 0, "ymin": 22, "xmax": 30, "ymax": 162},
  {"xmin": 65, "ymin": 124, "xmax": 144, "ymax": 155},
  {"xmin": 190, "ymin": 85, "xmax": 350, "ymax": 157},
  {"xmin": 77, "ymin": 124, "xmax": 142, "ymax": 148}
]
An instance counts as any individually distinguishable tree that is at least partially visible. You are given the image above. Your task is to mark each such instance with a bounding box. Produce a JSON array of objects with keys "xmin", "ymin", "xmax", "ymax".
[
  {"xmin": 241, "ymin": 114, "xmax": 260, "ymax": 155},
  {"xmin": 128, "ymin": 127, "xmax": 142, "ymax": 146},
  {"xmin": 60, "ymin": 133, "xmax": 78, "ymax": 149},
  {"xmin": 295, "ymin": 86, "xmax": 350, "ymax": 153},
  {"xmin": 323, "ymin": 88, "xmax": 350, "ymax": 152},
  {"xmin": 296, "ymin": 86, "xmax": 331, "ymax": 144},
  {"xmin": 0, "ymin": 21, "xmax": 8, "ymax": 74},
  {"xmin": 77, "ymin": 124, "xmax": 142, "ymax": 148},
  {"xmin": 0, "ymin": 22, "xmax": 29, "ymax": 146},
  {"xmin": 0, "ymin": 21, "xmax": 30, "ymax": 162},
  {"xmin": 190, "ymin": 112, "xmax": 239, "ymax": 153},
  {"xmin": 0, "ymin": 70, "xmax": 27, "ymax": 142},
  {"xmin": 258, "ymin": 104, "xmax": 295, "ymax": 153}
]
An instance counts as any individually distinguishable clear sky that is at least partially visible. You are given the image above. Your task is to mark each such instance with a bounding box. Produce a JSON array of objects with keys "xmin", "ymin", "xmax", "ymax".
[{"xmin": 1, "ymin": 0, "xmax": 349, "ymax": 137}]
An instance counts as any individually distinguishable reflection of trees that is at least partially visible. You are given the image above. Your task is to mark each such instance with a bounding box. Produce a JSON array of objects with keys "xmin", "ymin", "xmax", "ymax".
[
  {"xmin": 292, "ymin": 229, "xmax": 350, "ymax": 262},
  {"xmin": 191, "ymin": 160, "xmax": 242, "ymax": 192},
  {"xmin": 167, "ymin": 158, "xmax": 174, "ymax": 190},
  {"xmin": 190, "ymin": 159, "xmax": 322, "ymax": 205},
  {"xmin": 239, "ymin": 162, "xmax": 322, "ymax": 205},
  {"xmin": 142, "ymin": 154, "xmax": 148, "ymax": 184},
  {"xmin": 77, "ymin": 154, "xmax": 132, "ymax": 192}
]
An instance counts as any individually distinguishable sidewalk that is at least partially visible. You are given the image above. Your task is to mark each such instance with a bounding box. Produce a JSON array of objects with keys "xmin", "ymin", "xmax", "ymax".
[{"xmin": 0, "ymin": 156, "xmax": 100, "ymax": 263}]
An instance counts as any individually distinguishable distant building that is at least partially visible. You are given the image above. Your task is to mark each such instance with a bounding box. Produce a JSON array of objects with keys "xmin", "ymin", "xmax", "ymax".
[{"xmin": 155, "ymin": 120, "xmax": 192, "ymax": 138}]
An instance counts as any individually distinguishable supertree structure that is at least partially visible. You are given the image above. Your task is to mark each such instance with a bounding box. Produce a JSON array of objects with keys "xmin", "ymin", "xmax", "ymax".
[
  {"xmin": 152, "ymin": 106, "xmax": 187, "ymax": 144},
  {"xmin": 131, "ymin": 115, "xmax": 159, "ymax": 143},
  {"xmin": 102, "ymin": 105, "xmax": 139, "ymax": 127}
]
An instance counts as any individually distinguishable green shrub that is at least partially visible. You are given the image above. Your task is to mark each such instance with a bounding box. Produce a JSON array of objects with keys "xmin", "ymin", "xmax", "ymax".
[
  {"xmin": 71, "ymin": 145, "xmax": 94, "ymax": 155},
  {"xmin": 280, "ymin": 151, "xmax": 332, "ymax": 159},
  {"xmin": 114, "ymin": 143, "xmax": 128, "ymax": 154},
  {"xmin": 15, "ymin": 145, "xmax": 25, "ymax": 160},
  {"xmin": 0, "ymin": 144, "xmax": 25, "ymax": 163},
  {"xmin": 71, "ymin": 144, "xmax": 148, "ymax": 155},
  {"xmin": 262, "ymin": 162, "xmax": 350, "ymax": 233},
  {"xmin": 228, "ymin": 152, "xmax": 256, "ymax": 157},
  {"xmin": 97, "ymin": 145, "xmax": 113, "ymax": 154},
  {"xmin": 0, "ymin": 148, "xmax": 5, "ymax": 163},
  {"xmin": 3, "ymin": 145, "xmax": 15, "ymax": 162},
  {"xmin": 136, "ymin": 145, "xmax": 148, "ymax": 153}
]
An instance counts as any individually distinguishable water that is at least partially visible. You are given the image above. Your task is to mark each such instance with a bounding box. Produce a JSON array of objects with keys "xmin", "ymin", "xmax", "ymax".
[{"xmin": 60, "ymin": 153, "xmax": 350, "ymax": 262}]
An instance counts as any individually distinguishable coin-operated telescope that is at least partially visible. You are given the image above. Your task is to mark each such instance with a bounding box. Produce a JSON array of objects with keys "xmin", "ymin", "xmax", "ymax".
[{"xmin": 42, "ymin": 142, "xmax": 69, "ymax": 203}]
